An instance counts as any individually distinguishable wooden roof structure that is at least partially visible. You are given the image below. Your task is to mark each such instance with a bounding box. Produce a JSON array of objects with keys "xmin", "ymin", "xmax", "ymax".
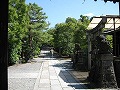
[
  {"xmin": 87, "ymin": 15, "xmax": 120, "ymax": 34},
  {"xmin": 87, "ymin": 15, "xmax": 120, "ymax": 69}
]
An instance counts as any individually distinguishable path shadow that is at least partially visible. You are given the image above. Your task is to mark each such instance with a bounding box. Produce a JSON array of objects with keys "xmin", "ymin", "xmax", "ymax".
[{"xmin": 52, "ymin": 60, "xmax": 96, "ymax": 89}]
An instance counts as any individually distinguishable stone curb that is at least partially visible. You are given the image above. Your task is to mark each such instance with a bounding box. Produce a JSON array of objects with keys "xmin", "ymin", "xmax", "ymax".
[{"xmin": 33, "ymin": 61, "xmax": 43, "ymax": 90}]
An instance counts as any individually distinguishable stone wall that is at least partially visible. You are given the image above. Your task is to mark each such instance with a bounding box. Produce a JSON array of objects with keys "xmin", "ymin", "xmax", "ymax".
[
  {"xmin": 88, "ymin": 54, "xmax": 118, "ymax": 89},
  {"xmin": 114, "ymin": 59, "xmax": 120, "ymax": 88}
]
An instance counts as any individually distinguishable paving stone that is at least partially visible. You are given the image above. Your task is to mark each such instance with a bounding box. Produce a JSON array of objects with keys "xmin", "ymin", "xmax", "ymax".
[
  {"xmin": 50, "ymin": 79, "xmax": 60, "ymax": 85},
  {"xmin": 50, "ymin": 76, "xmax": 58, "ymax": 79},
  {"xmin": 51, "ymin": 85, "xmax": 63, "ymax": 90},
  {"xmin": 41, "ymin": 75, "xmax": 49, "ymax": 79},
  {"xmin": 63, "ymin": 72, "xmax": 71, "ymax": 76},
  {"xmin": 49, "ymin": 71, "xmax": 57, "ymax": 76},
  {"xmin": 60, "ymin": 82, "xmax": 70, "ymax": 87},
  {"xmin": 59, "ymin": 77, "xmax": 68, "ymax": 83},
  {"xmin": 41, "ymin": 71, "xmax": 49, "ymax": 74},
  {"xmin": 40, "ymin": 79, "xmax": 50, "ymax": 83},
  {"xmin": 63, "ymin": 87, "xmax": 74, "ymax": 90},
  {"xmin": 49, "ymin": 67, "xmax": 55, "ymax": 70},
  {"xmin": 39, "ymin": 87, "xmax": 51, "ymax": 90},
  {"xmin": 55, "ymin": 70, "xmax": 61, "ymax": 74},
  {"xmin": 67, "ymin": 79, "xmax": 77, "ymax": 83},
  {"xmin": 39, "ymin": 83, "xmax": 51, "ymax": 88}
]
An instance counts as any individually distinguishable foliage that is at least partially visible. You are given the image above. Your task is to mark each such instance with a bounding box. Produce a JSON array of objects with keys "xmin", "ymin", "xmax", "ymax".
[
  {"xmin": 106, "ymin": 35, "xmax": 113, "ymax": 48},
  {"xmin": 25, "ymin": 3, "xmax": 49, "ymax": 61},
  {"xmin": 28, "ymin": 3, "xmax": 48, "ymax": 30},
  {"xmin": 8, "ymin": 1, "xmax": 49, "ymax": 65},
  {"xmin": 8, "ymin": 0, "xmax": 29, "ymax": 65},
  {"xmin": 73, "ymin": 15, "xmax": 90, "ymax": 49},
  {"xmin": 46, "ymin": 28, "xmax": 55, "ymax": 46},
  {"xmin": 53, "ymin": 16, "xmax": 90, "ymax": 56},
  {"xmin": 102, "ymin": 29, "xmax": 113, "ymax": 48},
  {"xmin": 8, "ymin": 0, "xmax": 90, "ymax": 65}
]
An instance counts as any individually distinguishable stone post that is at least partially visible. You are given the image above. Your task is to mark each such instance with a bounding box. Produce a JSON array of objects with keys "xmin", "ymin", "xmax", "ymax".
[
  {"xmin": 100, "ymin": 54, "xmax": 118, "ymax": 88},
  {"xmin": 88, "ymin": 34, "xmax": 91, "ymax": 70},
  {"xmin": 88, "ymin": 35, "xmax": 118, "ymax": 89}
]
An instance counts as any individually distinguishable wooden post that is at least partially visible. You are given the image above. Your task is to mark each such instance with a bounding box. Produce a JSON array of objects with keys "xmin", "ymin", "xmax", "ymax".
[
  {"xmin": 0, "ymin": 0, "xmax": 8, "ymax": 90},
  {"xmin": 113, "ymin": 18, "xmax": 117, "ymax": 56}
]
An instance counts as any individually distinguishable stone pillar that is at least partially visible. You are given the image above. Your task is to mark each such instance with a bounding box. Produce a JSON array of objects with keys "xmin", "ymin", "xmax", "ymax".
[
  {"xmin": 114, "ymin": 59, "xmax": 120, "ymax": 88},
  {"xmin": 87, "ymin": 33, "xmax": 91, "ymax": 70},
  {"xmin": 98, "ymin": 54, "xmax": 118, "ymax": 88}
]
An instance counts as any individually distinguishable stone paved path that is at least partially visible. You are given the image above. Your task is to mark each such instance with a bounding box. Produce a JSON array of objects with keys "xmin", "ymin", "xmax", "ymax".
[
  {"xmin": 35, "ymin": 59, "xmax": 88, "ymax": 90},
  {"xmin": 8, "ymin": 50, "xmax": 95, "ymax": 90}
]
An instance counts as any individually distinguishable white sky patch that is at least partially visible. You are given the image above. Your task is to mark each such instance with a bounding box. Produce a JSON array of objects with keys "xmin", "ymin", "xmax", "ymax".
[{"xmin": 84, "ymin": 13, "xmax": 94, "ymax": 17}]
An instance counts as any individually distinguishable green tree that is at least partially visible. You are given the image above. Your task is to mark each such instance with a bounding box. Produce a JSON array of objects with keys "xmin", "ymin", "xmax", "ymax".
[
  {"xmin": 47, "ymin": 28, "xmax": 55, "ymax": 46},
  {"xmin": 73, "ymin": 15, "xmax": 90, "ymax": 49},
  {"xmin": 53, "ymin": 23, "xmax": 69, "ymax": 54},
  {"xmin": 8, "ymin": 0, "xmax": 29, "ymax": 65},
  {"xmin": 53, "ymin": 15, "xmax": 90, "ymax": 56},
  {"xmin": 8, "ymin": 1, "xmax": 49, "ymax": 64},
  {"xmin": 24, "ymin": 3, "xmax": 49, "ymax": 61},
  {"xmin": 53, "ymin": 17, "xmax": 77, "ymax": 55}
]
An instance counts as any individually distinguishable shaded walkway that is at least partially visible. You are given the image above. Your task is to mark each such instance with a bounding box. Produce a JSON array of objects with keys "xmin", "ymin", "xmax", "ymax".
[
  {"xmin": 8, "ymin": 48, "xmax": 95, "ymax": 90},
  {"xmin": 34, "ymin": 49, "xmax": 95, "ymax": 90}
]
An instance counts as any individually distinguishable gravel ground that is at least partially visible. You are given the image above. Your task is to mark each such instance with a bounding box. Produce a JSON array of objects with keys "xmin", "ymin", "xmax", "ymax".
[
  {"xmin": 8, "ymin": 58, "xmax": 42, "ymax": 90},
  {"xmin": 8, "ymin": 78, "xmax": 36, "ymax": 90}
]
